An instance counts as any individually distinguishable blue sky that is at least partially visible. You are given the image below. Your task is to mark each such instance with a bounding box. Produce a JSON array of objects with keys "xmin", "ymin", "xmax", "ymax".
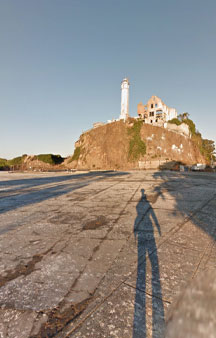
[{"xmin": 0, "ymin": 0, "xmax": 215, "ymax": 159}]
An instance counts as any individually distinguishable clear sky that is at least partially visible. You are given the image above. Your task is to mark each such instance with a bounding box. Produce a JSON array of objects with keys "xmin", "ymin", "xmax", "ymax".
[{"xmin": 0, "ymin": 0, "xmax": 215, "ymax": 159}]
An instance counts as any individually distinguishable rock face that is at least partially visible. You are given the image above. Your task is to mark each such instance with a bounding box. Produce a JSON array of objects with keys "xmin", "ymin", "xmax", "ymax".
[
  {"xmin": 23, "ymin": 156, "xmax": 65, "ymax": 171},
  {"xmin": 68, "ymin": 120, "xmax": 205, "ymax": 170}
]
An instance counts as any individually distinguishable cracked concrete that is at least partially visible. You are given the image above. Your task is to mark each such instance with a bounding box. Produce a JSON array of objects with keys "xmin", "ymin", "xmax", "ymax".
[{"xmin": 0, "ymin": 170, "xmax": 216, "ymax": 337}]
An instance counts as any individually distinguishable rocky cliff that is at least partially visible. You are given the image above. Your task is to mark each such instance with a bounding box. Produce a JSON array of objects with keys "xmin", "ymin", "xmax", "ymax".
[{"xmin": 67, "ymin": 120, "xmax": 205, "ymax": 170}]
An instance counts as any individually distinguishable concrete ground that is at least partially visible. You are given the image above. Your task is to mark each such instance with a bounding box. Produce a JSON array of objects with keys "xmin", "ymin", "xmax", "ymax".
[{"xmin": 0, "ymin": 170, "xmax": 215, "ymax": 338}]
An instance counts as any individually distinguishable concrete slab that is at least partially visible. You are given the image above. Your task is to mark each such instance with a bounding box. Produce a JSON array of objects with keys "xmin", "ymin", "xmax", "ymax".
[{"xmin": 0, "ymin": 170, "xmax": 215, "ymax": 337}]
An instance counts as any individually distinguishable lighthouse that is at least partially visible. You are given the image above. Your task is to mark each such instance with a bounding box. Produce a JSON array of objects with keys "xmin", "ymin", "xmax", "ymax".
[{"xmin": 120, "ymin": 78, "xmax": 130, "ymax": 120}]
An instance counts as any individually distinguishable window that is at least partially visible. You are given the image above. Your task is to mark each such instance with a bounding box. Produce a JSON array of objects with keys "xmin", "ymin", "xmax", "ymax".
[
  {"xmin": 151, "ymin": 104, "xmax": 153, "ymax": 108},
  {"xmin": 155, "ymin": 104, "xmax": 158, "ymax": 108},
  {"xmin": 149, "ymin": 111, "xmax": 154, "ymax": 117}
]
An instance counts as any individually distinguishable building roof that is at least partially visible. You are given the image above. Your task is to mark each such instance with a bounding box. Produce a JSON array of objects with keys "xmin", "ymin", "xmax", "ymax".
[{"xmin": 121, "ymin": 78, "xmax": 130, "ymax": 84}]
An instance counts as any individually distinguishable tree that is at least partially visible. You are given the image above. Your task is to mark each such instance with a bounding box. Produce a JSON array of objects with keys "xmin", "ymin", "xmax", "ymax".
[
  {"xmin": 201, "ymin": 139, "xmax": 215, "ymax": 161},
  {"xmin": 177, "ymin": 114, "xmax": 184, "ymax": 122},
  {"xmin": 182, "ymin": 112, "xmax": 189, "ymax": 120}
]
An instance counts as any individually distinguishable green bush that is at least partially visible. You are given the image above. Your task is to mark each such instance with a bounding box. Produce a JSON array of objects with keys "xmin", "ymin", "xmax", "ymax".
[
  {"xmin": 169, "ymin": 117, "xmax": 196, "ymax": 135},
  {"xmin": 71, "ymin": 147, "xmax": 81, "ymax": 161},
  {"xmin": 0, "ymin": 158, "xmax": 7, "ymax": 166},
  {"xmin": 1, "ymin": 154, "xmax": 65, "ymax": 170},
  {"xmin": 36, "ymin": 154, "xmax": 64, "ymax": 165},
  {"xmin": 0, "ymin": 158, "xmax": 9, "ymax": 170},
  {"xmin": 183, "ymin": 119, "xmax": 215, "ymax": 162},
  {"xmin": 128, "ymin": 120, "xmax": 146, "ymax": 161},
  {"xmin": 183, "ymin": 118, "xmax": 196, "ymax": 135},
  {"xmin": 8, "ymin": 156, "xmax": 23, "ymax": 166},
  {"xmin": 198, "ymin": 138, "xmax": 215, "ymax": 162},
  {"xmin": 168, "ymin": 116, "xmax": 215, "ymax": 161},
  {"xmin": 168, "ymin": 118, "xmax": 182, "ymax": 126}
]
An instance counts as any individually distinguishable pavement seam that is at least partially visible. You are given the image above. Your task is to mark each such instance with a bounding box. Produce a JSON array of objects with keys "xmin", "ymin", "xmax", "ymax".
[
  {"xmin": 0, "ymin": 236, "xmax": 66, "ymax": 288},
  {"xmin": 190, "ymin": 240, "xmax": 214, "ymax": 280},
  {"xmin": 87, "ymin": 174, "xmax": 133, "ymax": 199},
  {"xmin": 61, "ymin": 190, "xmax": 216, "ymax": 337},
  {"xmin": 2, "ymin": 173, "xmax": 215, "ymax": 337},
  {"xmin": 123, "ymin": 281, "xmax": 171, "ymax": 304},
  {"xmin": 0, "ymin": 174, "xmax": 126, "ymax": 216},
  {"xmin": 63, "ymin": 279, "xmax": 126, "ymax": 337},
  {"xmin": 60, "ymin": 183, "xmax": 141, "ymax": 337}
]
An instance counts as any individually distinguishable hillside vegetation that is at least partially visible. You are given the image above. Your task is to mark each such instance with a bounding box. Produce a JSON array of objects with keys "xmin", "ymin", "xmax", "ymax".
[
  {"xmin": 0, "ymin": 158, "xmax": 9, "ymax": 170},
  {"xmin": 68, "ymin": 119, "xmax": 206, "ymax": 170},
  {"xmin": 169, "ymin": 114, "xmax": 215, "ymax": 162},
  {"xmin": 0, "ymin": 154, "xmax": 65, "ymax": 170},
  {"xmin": 128, "ymin": 120, "xmax": 146, "ymax": 160}
]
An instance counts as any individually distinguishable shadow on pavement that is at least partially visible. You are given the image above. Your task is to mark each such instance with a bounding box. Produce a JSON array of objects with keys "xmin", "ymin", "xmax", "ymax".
[
  {"xmin": 0, "ymin": 170, "xmax": 127, "ymax": 189},
  {"xmin": 153, "ymin": 169, "xmax": 216, "ymax": 242},
  {"xmin": 0, "ymin": 171, "xmax": 129, "ymax": 214},
  {"xmin": 133, "ymin": 168, "xmax": 216, "ymax": 337},
  {"xmin": 133, "ymin": 189, "xmax": 165, "ymax": 338},
  {"xmin": 149, "ymin": 168, "xmax": 216, "ymax": 336}
]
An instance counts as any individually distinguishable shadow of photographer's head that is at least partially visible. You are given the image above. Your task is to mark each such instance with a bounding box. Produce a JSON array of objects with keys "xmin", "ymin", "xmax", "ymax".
[{"xmin": 141, "ymin": 188, "xmax": 146, "ymax": 199}]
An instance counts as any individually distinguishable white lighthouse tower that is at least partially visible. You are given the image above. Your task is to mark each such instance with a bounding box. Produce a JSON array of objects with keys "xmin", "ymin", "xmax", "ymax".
[{"xmin": 120, "ymin": 78, "xmax": 130, "ymax": 120}]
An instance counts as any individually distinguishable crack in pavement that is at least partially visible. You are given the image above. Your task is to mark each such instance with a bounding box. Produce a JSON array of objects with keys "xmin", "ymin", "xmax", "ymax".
[{"xmin": 60, "ymin": 191, "xmax": 216, "ymax": 337}]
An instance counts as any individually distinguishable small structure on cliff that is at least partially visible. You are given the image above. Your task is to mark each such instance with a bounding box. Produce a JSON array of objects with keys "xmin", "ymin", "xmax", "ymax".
[
  {"xmin": 94, "ymin": 82, "xmax": 187, "ymax": 137},
  {"xmin": 137, "ymin": 95, "xmax": 177, "ymax": 125},
  {"xmin": 119, "ymin": 78, "xmax": 130, "ymax": 120}
]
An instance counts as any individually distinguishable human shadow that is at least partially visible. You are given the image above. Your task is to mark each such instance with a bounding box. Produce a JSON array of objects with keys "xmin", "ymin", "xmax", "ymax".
[
  {"xmin": 133, "ymin": 189, "xmax": 165, "ymax": 338},
  {"xmin": 150, "ymin": 167, "xmax": 216, "ymax": 336}
]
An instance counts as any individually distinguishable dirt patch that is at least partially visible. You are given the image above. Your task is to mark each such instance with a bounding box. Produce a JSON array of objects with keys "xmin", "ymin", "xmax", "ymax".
[
  {"xmin": 0, "ymin": 254, "xmax": 43, "ymax": 288},
  {"xmin": 0, "ymin": 242, "xmax": 60, "ymax": 288},
  {"xmin": 30, "ymin": 298, "xmax": 91, "ymax": 338},
  {"xmin": 83, "ymin": 216, "xmax": 107, "ymax": 230}
]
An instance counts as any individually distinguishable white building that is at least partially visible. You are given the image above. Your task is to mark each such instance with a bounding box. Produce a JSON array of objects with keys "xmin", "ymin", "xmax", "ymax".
[
  {"xmin": 119, "ymin": 78, "xmax": 130, "ymax": 120},
  {"xmin": 137, "ymin": 95, "xmax": 177, "ymax": 124}
]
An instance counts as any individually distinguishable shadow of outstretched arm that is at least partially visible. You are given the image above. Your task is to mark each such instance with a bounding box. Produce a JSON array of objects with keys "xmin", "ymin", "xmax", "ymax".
[{"xmin": 150, "ymin": 208, "xmax": 162, "ymax": 236}]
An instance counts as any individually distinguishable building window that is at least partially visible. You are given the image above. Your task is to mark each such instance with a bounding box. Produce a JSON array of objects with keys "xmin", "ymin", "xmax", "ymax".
[
  {"xmin": 155, "ymin": 104, "xmax": 158, "ymax": 108},
  {"xmin": 149, "ymin": 111, "xmax": 154, "ymax": 117},
  {"xmin": 151, "ymin": 104, "xmax": 153, "ymax": 108}
]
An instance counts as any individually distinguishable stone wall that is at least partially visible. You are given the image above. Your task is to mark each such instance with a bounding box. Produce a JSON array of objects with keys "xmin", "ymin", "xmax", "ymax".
[
  {"xmin": 165, "ymin": 122, "xmax": 190, "ymax": 137},
  {"xmin": 138, "ymin": 160, "xmax": 167, "ymax": 169}
]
